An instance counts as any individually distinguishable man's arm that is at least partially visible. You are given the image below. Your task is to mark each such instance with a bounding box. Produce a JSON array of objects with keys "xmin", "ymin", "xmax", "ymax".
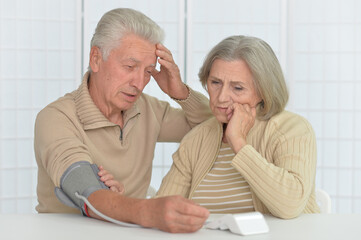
[
  {"xmin": 148, "ymin": 43, "xmax": 211, "ymax": 143},
  {"xmin": 35, "ymin": 105, "xmax": 209, "ymax": 232},
  {"xmin": 87, "ymin": 190, "xmax": 209, "ymax": 233},
  {"xmin": 152, "ymin": 43, "xmax": 212, "ymax": 129},
  {"xmin": 54, "ymin": 158, "xmax": 209, "ymax": 233},
  {"xmin": 95, "ymin": 167, "xmax": 209, "ymax": 232}
]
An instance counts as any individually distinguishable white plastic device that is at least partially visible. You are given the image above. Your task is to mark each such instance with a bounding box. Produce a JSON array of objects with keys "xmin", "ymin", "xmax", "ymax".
[{"xmin": 204, "ymin": 212, "xmax": 269, "ymax": 235}]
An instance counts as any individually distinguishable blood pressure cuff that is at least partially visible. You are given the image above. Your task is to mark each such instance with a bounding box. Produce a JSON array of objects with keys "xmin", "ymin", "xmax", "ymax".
[{"xmin": 54, "ymin": 161, "xmax": 108, "ymax": 215}]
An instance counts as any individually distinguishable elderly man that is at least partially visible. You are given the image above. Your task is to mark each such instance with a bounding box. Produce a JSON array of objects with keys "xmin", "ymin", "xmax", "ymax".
[{"xmin": 34, "ymin": 8, "xmax": 211, "ymax": 233}]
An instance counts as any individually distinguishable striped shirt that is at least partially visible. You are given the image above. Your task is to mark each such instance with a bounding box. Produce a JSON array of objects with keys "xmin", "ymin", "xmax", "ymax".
[{"xmin": 191, "ymin": 142, "xmax": 255, "ymax": 213}]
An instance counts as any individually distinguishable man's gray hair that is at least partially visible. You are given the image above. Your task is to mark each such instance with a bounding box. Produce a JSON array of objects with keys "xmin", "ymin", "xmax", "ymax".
[
  {"xmin": 90, "ymin": 8, "xmax": 165, "ymax": 60},
  {"xmin": 198, "ymin": 35, "xmax": 289, "ymax": 120}
]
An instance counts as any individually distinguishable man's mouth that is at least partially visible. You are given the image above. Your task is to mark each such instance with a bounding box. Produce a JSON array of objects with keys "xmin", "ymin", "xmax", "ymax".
[{"xmin": 122, "ymin": 92, "xmax": 138, "ymax": 101}]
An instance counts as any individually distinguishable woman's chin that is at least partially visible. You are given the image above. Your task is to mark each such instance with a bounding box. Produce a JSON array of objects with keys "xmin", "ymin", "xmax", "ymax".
[{"xmin": 215, "ymin": 115, "xmax": 229, "ymax": 124}]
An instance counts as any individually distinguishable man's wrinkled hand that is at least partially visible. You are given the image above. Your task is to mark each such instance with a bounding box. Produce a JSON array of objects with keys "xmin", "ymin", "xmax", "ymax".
[
  {"xmin": 151, "ymin": 43, "xmax": 188, "ymax": 100},
  {"xmin": 140, "ymin": 195, "xmax": 210, "ymax": 233}
]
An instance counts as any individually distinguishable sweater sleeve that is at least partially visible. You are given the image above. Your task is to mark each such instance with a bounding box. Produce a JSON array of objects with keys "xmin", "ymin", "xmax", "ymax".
[
  {"xmin": 34, "ymin": 106, "xmax": 93, "ymax": 187},
  {"xmin": 156, "ymin": 146, "xmax": 192, "ymax": 198},
  {"xmin": 231, "ymin": 117, "xmax": 317, "ymax": 219},
  {"xmin": 157, "ymin": 118, "xmax": 221, "ymax": 198},
  {"xmin": 174, "ymin": 87, "xmax": 212, "ymax": 128},
  {"xmin": 157, "ymin": 87, "xmax": 212, "ymax": 142}
]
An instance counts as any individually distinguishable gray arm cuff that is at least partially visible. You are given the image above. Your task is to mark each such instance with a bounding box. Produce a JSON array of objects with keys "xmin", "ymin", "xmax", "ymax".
[{"xmin": 54, "ymin": 161, "xmax": 108, "ymax": 215}]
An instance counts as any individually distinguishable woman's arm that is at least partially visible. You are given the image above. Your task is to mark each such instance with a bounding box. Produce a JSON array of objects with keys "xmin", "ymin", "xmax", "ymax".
[
  {"xmin": 231, "ymin": 116, "xmax": 317, "ymax": 219},
  {"xmin": 156, "ymin": 146, "xmax": 192, "ymax": 198}
]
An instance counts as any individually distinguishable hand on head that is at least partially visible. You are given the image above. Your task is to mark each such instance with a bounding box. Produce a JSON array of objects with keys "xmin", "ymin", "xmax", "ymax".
[{"xmin": 151, "ymin": 43, "xmax": 189, "ymax": 100}]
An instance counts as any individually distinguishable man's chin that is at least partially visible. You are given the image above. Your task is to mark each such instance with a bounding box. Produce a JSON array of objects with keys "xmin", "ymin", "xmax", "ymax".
[{"xmin": 117, "ymin": 100, "xmax": 137, "ymax": 111}]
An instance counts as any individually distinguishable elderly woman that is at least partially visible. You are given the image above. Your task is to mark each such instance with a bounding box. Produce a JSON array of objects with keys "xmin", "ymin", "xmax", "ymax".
[{"xmin": 156, "ymin": 35, "xmax": 320, "ymax": 218}]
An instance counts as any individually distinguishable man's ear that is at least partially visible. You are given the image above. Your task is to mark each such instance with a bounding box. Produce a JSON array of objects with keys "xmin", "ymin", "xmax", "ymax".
[{"xmin": 89, "ymin": 46, "xmax": 102, "ymax": 72}]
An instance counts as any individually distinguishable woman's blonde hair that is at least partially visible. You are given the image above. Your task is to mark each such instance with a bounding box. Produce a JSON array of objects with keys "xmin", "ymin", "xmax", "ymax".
[{"xmin": 198, "ymin": 35, "xmax": 288, "ymax": 120}]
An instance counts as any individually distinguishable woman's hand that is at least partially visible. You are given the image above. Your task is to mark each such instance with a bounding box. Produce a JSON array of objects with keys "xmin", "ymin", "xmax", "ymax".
[
  {"xmin": 151, "ymin": 43, "xmax": 189, "ymax": 100},
  {"xmin": 98, "ymin": 166, "xmax": 125, "ymax": 194},
  {"xmin": 224, "ymin": 103, "xmax": 257, "ymax": 153}
]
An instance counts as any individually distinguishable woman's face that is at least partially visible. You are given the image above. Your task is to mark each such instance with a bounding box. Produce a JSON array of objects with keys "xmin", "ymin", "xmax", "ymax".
[{"xmin": 207, "ymin": 59, "xmax": 262, "ymax": 123}]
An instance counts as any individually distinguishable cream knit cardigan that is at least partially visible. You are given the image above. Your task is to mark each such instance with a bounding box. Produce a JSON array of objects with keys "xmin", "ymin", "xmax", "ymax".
[{"xmin": 157, "ymin": 111, "xmax": 320, "ymax": 218}]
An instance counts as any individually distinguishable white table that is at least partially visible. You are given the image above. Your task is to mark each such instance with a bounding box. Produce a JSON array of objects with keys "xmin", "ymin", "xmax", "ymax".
[{"xmin": 1, "ymin": 213, "xmax": 360, "ymax": 240}]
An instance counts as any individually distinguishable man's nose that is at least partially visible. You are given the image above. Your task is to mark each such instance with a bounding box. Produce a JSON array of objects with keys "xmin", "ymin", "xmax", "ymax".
[{"xmin": 130, "ymin": 70, "xmax": 147, "ymax": 90}]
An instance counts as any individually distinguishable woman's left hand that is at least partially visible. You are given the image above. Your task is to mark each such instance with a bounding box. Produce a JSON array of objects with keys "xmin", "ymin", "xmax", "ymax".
[
  {"xmin": 225, "ymin": 103, "xmax": 257, "ymax": 153},
  {"xmin": 98, "ymin": 166, "xmax": 125, "ymax": 194}
]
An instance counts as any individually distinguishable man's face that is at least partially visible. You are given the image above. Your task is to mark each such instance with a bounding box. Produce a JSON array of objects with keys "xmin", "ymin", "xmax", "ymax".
[{"xmin": 91, "ymin": 34, "xmax": 157, "ymax": 112}]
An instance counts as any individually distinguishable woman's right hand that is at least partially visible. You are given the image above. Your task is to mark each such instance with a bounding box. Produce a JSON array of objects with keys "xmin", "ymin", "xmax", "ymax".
[
  {"xmin": 224, "ymin": 103, "xmax": 257, "ymax": 153},
  {"xmin": 98, "ymin": 165, "xmax": 125, "ymax": 194}
]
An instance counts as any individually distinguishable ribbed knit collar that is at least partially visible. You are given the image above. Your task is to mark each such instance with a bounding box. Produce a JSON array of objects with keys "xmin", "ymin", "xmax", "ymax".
[{"xmin": 74, "ymin": 71, "xmax": 140, "ymax": 130}]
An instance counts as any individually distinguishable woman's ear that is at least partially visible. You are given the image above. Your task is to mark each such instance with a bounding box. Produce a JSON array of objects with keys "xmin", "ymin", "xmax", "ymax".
[
  {"xmin": 258, "ymin": 100, "xmax": 265, "ymax": 108},
  {"xmin": 89, "ymin": 46, "xmax": 102, "ymax": 72}
]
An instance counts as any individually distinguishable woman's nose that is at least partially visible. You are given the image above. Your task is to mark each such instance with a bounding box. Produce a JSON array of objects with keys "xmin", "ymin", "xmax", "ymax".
[{"xmin": 218, "ymin": 86, "xmax": 230, "ymax": 102}]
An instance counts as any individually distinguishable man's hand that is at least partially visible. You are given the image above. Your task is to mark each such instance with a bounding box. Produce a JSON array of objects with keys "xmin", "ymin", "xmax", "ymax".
[
  {"xmin": 139, "ymin": 195, "xmax": 210, "ymax": 233},
  {"xmin": 98, "ymin": 166, "xmax": 125, "ymax": 194},
  {"xmin": 87, "ymin": 191, "xmax": 209, "ymax": 233},
  {"xmin": 225, "ymin": 103, "xmax": 257, "ymax": 153},
  {"xmin": 152, "ymin": 43, "xmax": 189, "ymax": 100}
]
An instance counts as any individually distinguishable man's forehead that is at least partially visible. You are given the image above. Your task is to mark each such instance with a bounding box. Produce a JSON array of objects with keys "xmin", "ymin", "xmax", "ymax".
[
  {"xmin": 120, "ymin": 35, "xmax": 156, "ymax": 49},
  {"xmin": 124, "ymin": 57, "xmax": 156, "ymax": 67}
]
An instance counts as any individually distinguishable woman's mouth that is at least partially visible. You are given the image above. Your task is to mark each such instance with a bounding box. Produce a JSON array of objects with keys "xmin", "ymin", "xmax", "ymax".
[{"xmin": 217, "ymin": 106, "xmax": 229, "ymax": 113}]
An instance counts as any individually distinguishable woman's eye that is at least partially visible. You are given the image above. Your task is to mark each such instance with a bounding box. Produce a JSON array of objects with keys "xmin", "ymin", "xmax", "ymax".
[
  {"xmin": 234, "ymin": 86, "xmax": 243, "ymax": 91},
  {"xmin": 211, "ymin": 80, "xmax": 220, "ymax": 85}
]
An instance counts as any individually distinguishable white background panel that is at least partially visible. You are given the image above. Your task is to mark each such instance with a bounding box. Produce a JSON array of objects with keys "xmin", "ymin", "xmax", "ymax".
[{"xmin": 0, "ymin": 0, "xmax": 360, "ymax": 214}]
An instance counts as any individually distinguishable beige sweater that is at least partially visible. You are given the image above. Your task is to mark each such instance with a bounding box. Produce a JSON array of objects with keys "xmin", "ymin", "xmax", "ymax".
[
  {"xmin": 157, "ymin": 111, "xmax": 320, "ymax": 219},
  {"xmin": 34, "ymin": 72, "xmax": 212, "ymax": 213}
]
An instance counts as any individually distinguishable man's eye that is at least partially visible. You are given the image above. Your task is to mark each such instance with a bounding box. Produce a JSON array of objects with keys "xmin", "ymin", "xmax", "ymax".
[{"xmin": 234, "ymin": 86, "xmax": 243, "ymax": 91}]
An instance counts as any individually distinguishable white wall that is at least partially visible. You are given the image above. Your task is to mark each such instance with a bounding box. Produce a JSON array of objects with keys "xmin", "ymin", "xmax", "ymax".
[{"xmin": 0, "ymin": 0, "xmax": 360, "ymax": 213}]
